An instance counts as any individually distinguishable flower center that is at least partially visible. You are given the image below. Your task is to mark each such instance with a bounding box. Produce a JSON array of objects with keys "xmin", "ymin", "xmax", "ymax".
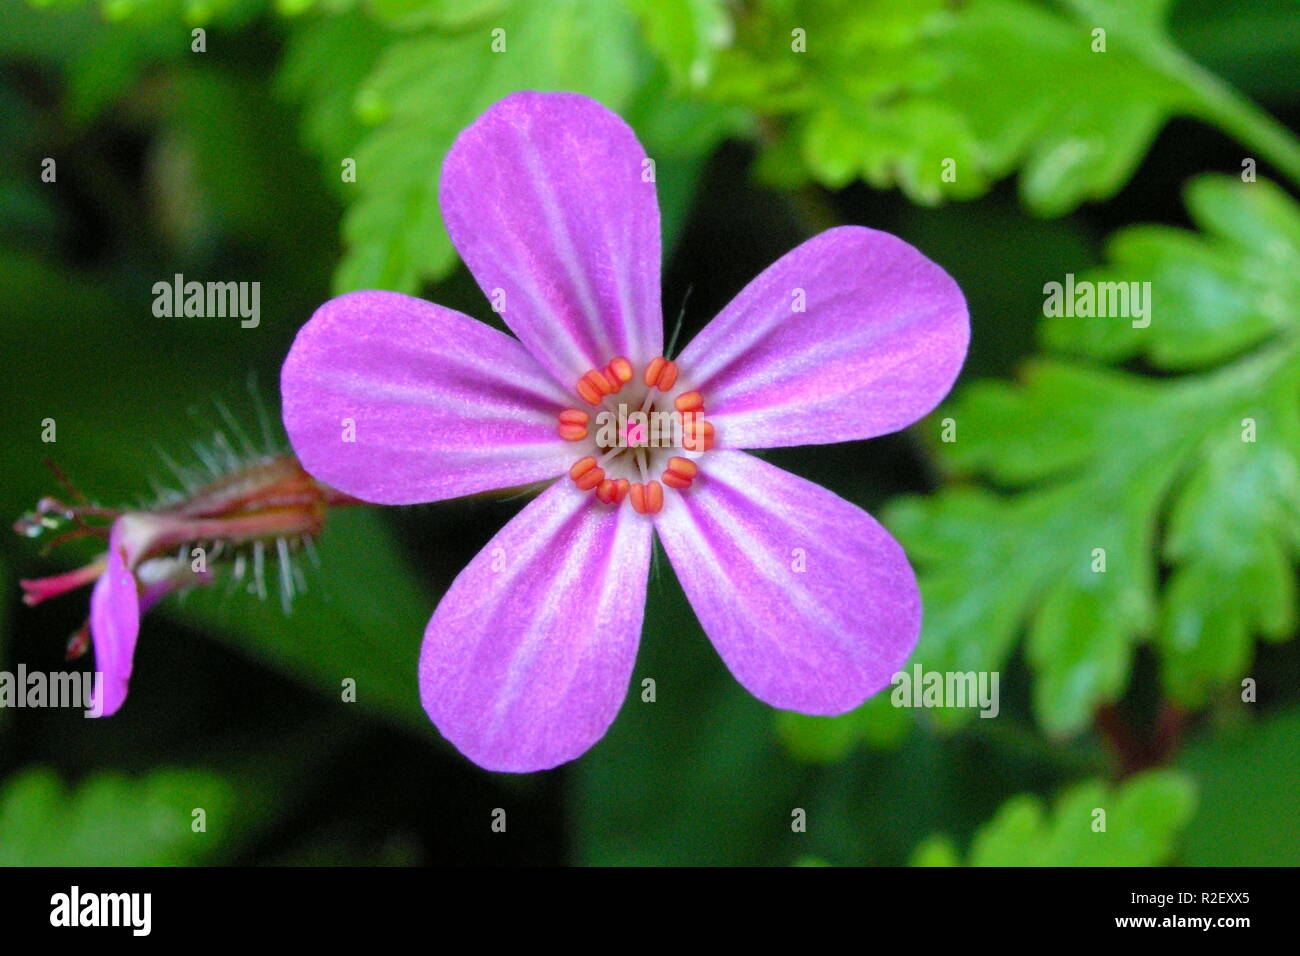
[{"xmin": 554, "ymin": 356, "xmax": 715, "ymax": 515}]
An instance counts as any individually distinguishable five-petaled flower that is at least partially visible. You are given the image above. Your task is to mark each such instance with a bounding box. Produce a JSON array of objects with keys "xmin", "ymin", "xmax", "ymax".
[{"xmin": 281, "ymin": 91, "xmax": 969, "ymax": 773}]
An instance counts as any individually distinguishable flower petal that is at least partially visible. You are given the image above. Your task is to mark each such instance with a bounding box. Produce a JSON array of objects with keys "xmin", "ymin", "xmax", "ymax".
[
  {"xmin": 419, "ymin": 481, "xmax": 652, "ymax": 772},
  {"xmin": 88, "ymin": 529, "xmax": 141, "ymax": 718},
  {"xmin": 282, "ymin": 290, "xmax": 574, "ymax": 505},
  {"xmin": 677, "ymin": 226, "xmax": 968, "ymax": 448},
  {"xmin": 440, "ymin": 91, "xmax": 663, "ymax": 386},
  {"xmin": 654, "ymin": 450, "xmax": 919, "ymax": 715}
]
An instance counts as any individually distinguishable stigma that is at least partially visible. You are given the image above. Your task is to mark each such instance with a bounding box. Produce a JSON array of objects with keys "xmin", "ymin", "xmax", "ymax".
[{"xmin": 554, "ymin": 356, "xmax": 716, "ymax": 515}]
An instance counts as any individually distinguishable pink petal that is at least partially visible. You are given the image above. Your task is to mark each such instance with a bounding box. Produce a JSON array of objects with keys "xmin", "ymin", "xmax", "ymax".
[
  {"xmin": 440, "ymin": 91, "xmax": 663, "ymax": 387},
  {"xmin": 677, "ymin": 226, "xmax": 968, "ymax": 448},
  {"xmin": 419, "ymin": 481, "xmax": 652, "ymax": 772},
  {"xmin": 282, "ymin": 290, "xmax": 574, "ymax": 505},
  {"xmin": 88, "ymin": 528, "xmax": 141, "ymax": 718},
  {"xmin": 655, "ymin": 450, "xmax": 920, "ymax": 715}
]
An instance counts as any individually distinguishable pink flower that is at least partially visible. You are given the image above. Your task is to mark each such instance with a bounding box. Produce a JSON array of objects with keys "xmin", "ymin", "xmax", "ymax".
[
  {"xmin": 280, "ymin": 92, "xmax": 969, "ymax": 772},
  {"xmin": 22, "ymin": 513, "xmax": 192, "ymax": 717},
  {"xmin": 86, "ymin": 518, "xmax": 147, "ymax": 717},
  {"xmin": 18, "ymin": 456, "xmax": 348, "ymax": 716}
]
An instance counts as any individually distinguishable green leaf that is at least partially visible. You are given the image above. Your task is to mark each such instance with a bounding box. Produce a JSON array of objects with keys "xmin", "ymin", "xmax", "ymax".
[
  {"xmin": 276, "ymin": 8, "xmax": 394, "ymax": 182},
  {"xmin": 712, "ymin": 0, "xmax": 1300, "ymax": 211},
  {"xmin": 777, "ymin": 690, "xmax": 910, "ymax": 762},
  {"xmin": 84, "ymin": 0, "xmax": 265, "ymax": 28},
  {"xmin": 1042, "ymin": 177, "xmax": 1300, "ymax": 368},
  {"xmin": 330, "ymin": 0, "xmax": 643, "ymax": 293},
  {"xmin": 366, "ymin": 0, "xmax": 508, "ymax": 31},
  {"xmin": 885, "ymin": 175, "xmax": 1300, "ymax": 734},
  {"xmin": 0, "ymin": 766, "xmax": 233, "ymax": 865},
  {"xmin": 911, "ymin": 769, "xmax": 1197, "ymax": 866},
  {"xmin": 624, "ymin": 0, "xmax": 731, "ymax": 92},
  {"xmin": 909, "ymin": 833, "xmax": 960, "ymax": 866}
]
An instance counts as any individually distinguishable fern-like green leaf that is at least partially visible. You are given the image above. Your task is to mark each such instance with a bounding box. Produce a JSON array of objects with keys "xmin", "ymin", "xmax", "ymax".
[
  {"xmin": 910, "ymin": 769, "xmax": 1197, "ymax": 866},
  {"xmin": 889, "ymin": 175, "xmax": 1300, "ymax": 733}
]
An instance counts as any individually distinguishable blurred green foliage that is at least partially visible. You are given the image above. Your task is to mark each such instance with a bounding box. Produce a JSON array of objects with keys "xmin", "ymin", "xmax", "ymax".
[
  {"xmin": 1177, "ymin": 705, "xmax": 1300, "ymax": 865},
  {"xmin": 886, "ymin": 175, "xmax": 1300, "ymax": 736},
  {"xmin": 709, "ymin": 0, "xmax": 1300, "ymax": 210},
  {"xmin": 0, "ymin": 766, "xmax": 232, "ymax": 865},
  {"xmin": 911, "ymin": 769, "xmax": 1197, "ymax": 866},
  {"xmin": 1, "ymin": 0, "xmax": 1297, "ymax": 865}
]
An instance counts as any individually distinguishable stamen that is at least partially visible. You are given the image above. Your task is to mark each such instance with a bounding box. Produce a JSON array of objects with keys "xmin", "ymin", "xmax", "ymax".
[
  {"xmin": 667, "ymin": 456, "xmax": 698, "ymax": 478},
  {"xmin": 628, "ymin": 480, "xmax": 663, "ymax": 515},
  {"xmin": 681, "ymin": 414, "xmax": 715, "ymax": 451},
  {"xmin": 576, "ymin": 357, "xmax": 633, "ymax": 406},
  {"xmin": 576, "ymin": 377, "xmax": 603, "ymax": 406},
  {"xmin": 643, "ymin": 357, "xmax": 666, "ymax": 387},
  {"xmin": 595, "ymin": 479, "xmax": 616, "ymax": 504},
  {"xmin": 640, "ymin": 357, "xmax": 679, "ymax": 392},
  {"xmin": 575, "ymin": 466, "xmax": 605, "ymax": 491},
  {"xmin": 644, "ymin": 357, "xmax": 680, "ymax": 391},
  {"xmin": 570, "ymin": 456, "xmax": 598, "ymax": 481},
  {"xmin": 674, "ymin": 391, "xmax": 704, "ymax": 413},
  {"xmin": 570, "ymin": 455, "xmax": 605, "ymax": 491},
  {"xmin": 557, "ymin": 408, "xmax": 590, "ymax": 442},
  {"xmin": 563, "ymin": 357, "xmax": 708, "ymax": 511},
  {"xmin": 605, "ymin": 356, "xmax": 633, "ymax": 387},
  {"xmin": 661, "ymin": 456, "xmax": 698, "ymax": 490},
  {"xmin": 593, "ymin": 478, "xmax": 629, "ymax": 505}
]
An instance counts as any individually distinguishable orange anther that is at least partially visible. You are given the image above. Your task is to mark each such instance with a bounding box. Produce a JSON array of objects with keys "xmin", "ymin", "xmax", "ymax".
[
  {"xmin": 570, "ymin": 456, "xmax": 598, "ymax": 481},
  {"xmin": 655, "ymin": 361, "xmax": 679, "ymax": 391},
  {"xmin": 606, "ymin": 357, "xmax": 633, "ymax": 385},
  {"xmin": 666, "ymin": 456, "xmax": 698, "ymax": 479},
  {"xmin": 681, "ymin": 416, "xmax": 715, "ymax": 452},
  {"xmin": 595, "ymin": 479, "xmax": 616, "ymax": 503},
  {"xmin": 612, "ymin": 479, "xmax": 630, "ymax": 504},
  {"xmin": 575, "ymin": 465, "xmax": 605, "ymax": 492},
  {"xmin": 680, "ymin": 414, "xmax": 700, "ymax": 449},
  {"xmin": 585, "ymin": 370, "xmax": 616, "ymax": 397},
  {"xmin": 558, "ymin": 409, "xmax": 590, "ymax": 426},
  {"xmin": 674, "ymin": 390, "xmax": 704, "ymax": 413},
  {"xmin": 645, "ymin": 480, "xmax": 663, "ymax": 514},
  {"xmin": 576, "ymin": 377, "xmax": 602, "ymax": 406},
  {"xmin": 644, "ymin": 357, "xmax": 666, "ymax": 387},
  {"xmin": 557, "ymin": 423, "xmax": 588, "ymax": 441},
  {"xmin": 661, "ymin": 471, "xmax": 691, "ymax": 490},
  {"xmin": 630, "ymin": 481, "xmax": 663, "ymax": 515}
]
